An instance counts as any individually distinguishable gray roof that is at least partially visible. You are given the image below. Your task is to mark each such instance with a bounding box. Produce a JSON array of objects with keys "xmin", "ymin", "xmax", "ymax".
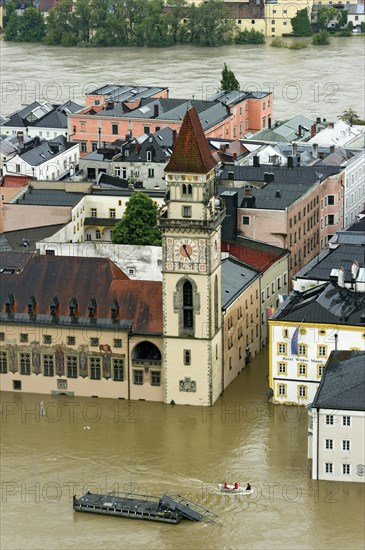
[
  {"xmin": 252, "ymin": 115, "xmax": 318, "ymax": 142},
  {"xmin": 295, "ymin": 242, "xmax": 365, "ymax": 283},
  {"xmin": 12, "ymin": 189, "xmax": 84, "ymax": 206},
  {"xmin": 0, "ymin": 225, "xmax": 66, "ymax": 253},
  {"xmin": 1, "ymin": 101, "xmax": 82, "ymax": 130},
  {"xmin": 18, "ymin": 136, "xmax": 76, "ymax": 167},
  {"xmin": 209, "ymin": 90, "xmax": 271, "ymax": 104},
  {"xmin": 221, "ymin": 257, "xmax": 260, "ymax": 309},
  {"xmin": 271, "ymin": 282, "xmax": 365, "ymax": 326},
  {"xmin": 312, "ymin": 351, "xmax": 365, "ymax": 411},
  {"xmin": 88, "ymin": 84, "xmax": 167, "ymax": 102}
]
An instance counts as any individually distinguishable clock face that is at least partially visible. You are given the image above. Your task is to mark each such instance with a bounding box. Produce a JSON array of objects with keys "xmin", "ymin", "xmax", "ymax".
[{"xmin": 174, "ymin": 238, "xmax": 199, "ymax": 263}]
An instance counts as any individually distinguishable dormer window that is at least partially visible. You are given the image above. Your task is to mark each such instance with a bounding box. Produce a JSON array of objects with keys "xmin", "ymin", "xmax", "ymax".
[
  {"xmin": 88, "ymin": 298, "xmax": 97, "ymax": 318},
  {"xmin": 69, "ymin": 297, "xmax": 78, "ymax": 317},
  {"xmin": 50, "ymin": 296, "xmax": 59, "ymax": 316},
  {"xmin": 111, "ymin": 299, "xmax": 119, "ymax": 319},
  {"xmin": 5, "ymin": 294, "xmax": 14, "ymax": 314},
  {"xmin": 146, "ymin": 150, "xmax": 152, "ymax": 162},
  {"xmin": 28, "ymin": 296, "xmax": 36, "ymax": 315}
]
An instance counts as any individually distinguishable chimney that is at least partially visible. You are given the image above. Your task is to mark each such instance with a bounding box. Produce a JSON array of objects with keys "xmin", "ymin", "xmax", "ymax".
[
  {"xmin": 292, "ymin": 142, "xmax": 298, "ymax": 157},
  {"xmin": 106, "ymin": 101, "xmax": 114, "ymax": 110},
  {"xmin": 351, "ymin": 260, "xmax": 360, "ymax": 280},
  {"xmin": 34, "ymin": 136, "xmax": 41, "ymax": 147},
  {"xmin": 312, "ymin": 143, "xmax": 318, "ymax": 159},
  {"xmin": 316, "ymin": 117, "xmax": 321, "ymax": 124},
  {"xmin": 297, "ymin": 154, "xmax": 301, "ymax": 166},
  {"xmin": 337, "ymin": 267, "xmax": 345, "ymax": 288},
  {"xmin": 287, "ymin": 155, "xmax": 293, "ymax": 169},
  {"xmin": 329, "ymin": 122, "xmax": 334, "ymax": 128},
  {"xmin": 297, "ymin": 125, "xmax": 302, "ymax": 137},
  {"xmin": 330, "ymin": 145, "xmax": 335, "ymax": 154},
  {"xmin": 153, "ymin": 104, "xmax": 159, "ymax": 118},
  {"xmin": 172, "ymin": 129, "xmax": 177, "ymax": 149},
  {"xmin": 311, "ymin": 124, "xmax": 316, "ymax": 138},
  {"xmin": 264, "ymin": 172, "xmax": 274, "ymax": 183},
  {"xmin": 233, "ymin": 152, "xmax": 237, "ymax": 161},
  {"xmin": 253, "ymin": 155, "xmax": 260, "ymax": 167}
]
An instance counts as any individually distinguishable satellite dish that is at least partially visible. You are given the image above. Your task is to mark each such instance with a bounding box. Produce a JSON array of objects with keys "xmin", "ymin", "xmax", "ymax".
[{"xmin": 356, "ymin": 465, "xmax": 365, "ymax": 476}]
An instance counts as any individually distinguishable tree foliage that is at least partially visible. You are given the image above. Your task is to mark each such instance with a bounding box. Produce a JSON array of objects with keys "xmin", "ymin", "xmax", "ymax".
[
  {"xmin": 291, "ymin": 9, "xmax": 313, "ymax": 36},
  {"xmin": 112, "ymin": 193, "xmax": 161, "ymax": 246},
  {"xmin": 4, "ymin": 7, "xmax": 46, "ymax": 42},
  {"xmin": 338, "ymin": 108, "xmax": 365, "ymax": 125},
  {"xmin": 235, "ymin": 29, "xmax": 265, "ymax": 44},
  {"xmin": 220, "ymin": 63, "xmax": 240, "ymax": 91},
  {"xmin": 317, "ymin": 6, "xmax": 341, "ymax": 30}
]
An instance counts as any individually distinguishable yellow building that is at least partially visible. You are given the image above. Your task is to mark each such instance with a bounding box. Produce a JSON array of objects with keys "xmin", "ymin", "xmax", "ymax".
[{"xmin": 264, "ymin": 0, "xmax": 314, "ymax": 36}]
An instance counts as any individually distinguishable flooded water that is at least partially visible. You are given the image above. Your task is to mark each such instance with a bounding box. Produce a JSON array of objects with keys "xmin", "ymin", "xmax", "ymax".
[
  {"xmin": 1, "ymin": 349, "xmax": 364, "ymax": 549},
  {"xmin": 1, "ymin": 38, "xmax": 364, "ymax": 120}
]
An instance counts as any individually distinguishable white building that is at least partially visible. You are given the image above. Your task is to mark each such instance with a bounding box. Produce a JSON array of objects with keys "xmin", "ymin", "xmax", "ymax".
[
  {"xmin": 308, "ymin": 350, "xmax": 365, "ymax": 483},
  {"xmin": 3, "ymin": 136, "xmax": 79, "ymax": 181},
  {"xmin": 342, "ymin": 150, "xmax": 365, "ymax": 227}
]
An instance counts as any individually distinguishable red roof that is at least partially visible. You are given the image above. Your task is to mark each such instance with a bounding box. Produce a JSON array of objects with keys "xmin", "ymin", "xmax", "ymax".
[
  {"xmin": 222, "ymin": 241, "xmax": 283, "ymax": 271},
  {"xmin": 1, "ymin": 175, "xmax": 31, "ymax": 188},
  {"xmin": 0, "ymin": 255, "xmax": 162, "ymax": 334},
  {"xmin": 165, "ymin": 107, "xmax": 217, "ymax": 174}
]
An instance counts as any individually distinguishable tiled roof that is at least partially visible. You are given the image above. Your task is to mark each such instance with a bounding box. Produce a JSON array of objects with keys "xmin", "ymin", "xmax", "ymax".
[
  {"xmin": 312, "ymin": 351, "xmax": 365, "ymax": 411},
  {"xmin": 1, "ymin": 175, "xmax": 31, "ymax": 188},
  {"xmin": 0, "ymin": 255, "xmax": 162, "ymax": 334},
  {"xmin": 11, "ymin": 189, "xmax": 84, "ymax": 206},
  {"xmin": 222, "ymin": 239, "xmax": 288, "ymax": 272},
  {"xmin": 165, "ymin": 107, "xmax": 217, "ymax": 174},
  {"xmin": 221, "ymin": 257, "xmax": 260, "ymax": 309}
]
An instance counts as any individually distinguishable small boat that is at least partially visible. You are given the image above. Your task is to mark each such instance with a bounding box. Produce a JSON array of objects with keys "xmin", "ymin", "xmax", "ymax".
[
  {"xmin": 73, "ymin": 491, "xmax": 218, "ymax": 524},
  {"xmin": 218, "ymin": 484, "xmax": 253, "ymax": 495}
]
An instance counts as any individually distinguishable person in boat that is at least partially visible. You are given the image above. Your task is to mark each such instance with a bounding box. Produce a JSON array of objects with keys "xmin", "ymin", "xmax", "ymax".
[
  {"xmin": 246, "ymin": 483, "xmax": 251, "ymax": 491},
  {"xmin": 234, "ymin": 482, "xmax": 239, "ymax": 490},
  {"xmin": 223, "ymin": 482, "xmax": 228, "ymax": 489}
]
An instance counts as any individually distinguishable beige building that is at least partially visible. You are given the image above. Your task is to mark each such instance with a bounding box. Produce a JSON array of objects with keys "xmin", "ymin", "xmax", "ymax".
[{"xmin": 308, "ymin": 351, "xmax": 365, "ymax": 483}]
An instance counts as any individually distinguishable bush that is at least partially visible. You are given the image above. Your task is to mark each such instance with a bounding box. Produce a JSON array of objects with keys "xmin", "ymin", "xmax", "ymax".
[
  {"xmin": 288, "ymin": 41, "xmax": 308, "ymax": 49},
  {"xmin": 235, "ymin": 28, "xmax": 265, "ymax": 44},
  {"xmin": 361, "ymin": 22, "xmax": 365, "ymax": 33},
  {"xmin": 271, "ymin": 37, "xmax": 286, "ymax": 48},
  {"xmin": 312, "ymin": 30, "xmax": 331, "ymax": 45}
]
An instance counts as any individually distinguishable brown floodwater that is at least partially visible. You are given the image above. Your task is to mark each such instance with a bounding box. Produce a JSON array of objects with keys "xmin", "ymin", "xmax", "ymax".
[{"xmin": 1, "ymin": 348, "xmax": 364, "ymax": 550}]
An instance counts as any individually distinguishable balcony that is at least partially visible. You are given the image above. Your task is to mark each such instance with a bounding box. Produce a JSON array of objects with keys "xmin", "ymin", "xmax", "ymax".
[{"xmin": 132, "ymin": 359, "xmax": 162, "ymax": 369}]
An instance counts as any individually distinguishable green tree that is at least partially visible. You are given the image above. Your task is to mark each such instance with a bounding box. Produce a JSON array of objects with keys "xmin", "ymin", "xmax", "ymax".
[
  {"xmin": 220, "ymin": 63, "xmax": 240, "ymax": 91},
  {"xmin": 235, "ymin": 29, "xmax": 265, "ymax": 44},
  {"xmin": 112, "ymin": 193, "xmax": 162, "ymax": 246},
  {"xmin": 133, "ymin": 0, "xmax": 173, "ymax": 47},
  {"xmin": 317, "ymin": 6, "xmax": 341, "ymax": 30},
  {"xmin": 18, "ymin": 8, "xmax": 46, "ymax": 42},
  {"xmin": 44, "ymin": 0, "xmax": 77, "ymax": 45},
  {"xmin": 191, "ymin": 0, "xmax": 234, "ymax": 46},
  {"xmin": 338, "ymin": 108, "xmax": 360, "ymax": 124},
  {"xmin": 361, "ymin": 22, "xmax": 365, "ymax": 33},
  {"xmin": 312, "ymin": 30, "xmax": 331, "ymax": 45},
  {"xmin": 3, "ymin": 0, "xmax": 17, "ymax": 27},
  {"xmin": 73, "ymin": 0, "xmax": 92, "ymax": 44},
  {"xmin": 4, "ymin": 12, "xmax": 20, "ymax": 41},
  {"xmin": 291, "ymin": 8, "xmax": 313, "ymax": 36},
  {"xmin": 166, "ymin": 0, "xmax": 188, "ymax": 45}
]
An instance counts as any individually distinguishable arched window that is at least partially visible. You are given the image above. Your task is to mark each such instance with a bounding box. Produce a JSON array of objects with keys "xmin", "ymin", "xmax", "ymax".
[
  {"xmin": 187, "ymin": 184, "xmax": 193, "ymax": 195},
  {"xmin": 182, "ymin": 184, "xmax": 187, "ymax": 195},
  {"xmin": 214, "ymin": 275, "xmax": 219, "ymax": 331},
  {"xmin": 183, "ymin": 281, "xmax": 193, "ymax": 329}
]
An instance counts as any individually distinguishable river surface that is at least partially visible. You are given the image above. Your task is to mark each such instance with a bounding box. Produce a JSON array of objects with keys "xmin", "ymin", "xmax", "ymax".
[
  {"xmin": 0, "ymin": 38, "xmax": 364, "ymax": 120},
  {"xmin": 1, "ymin": 349, "xmax": 364, "ymax": 550}
]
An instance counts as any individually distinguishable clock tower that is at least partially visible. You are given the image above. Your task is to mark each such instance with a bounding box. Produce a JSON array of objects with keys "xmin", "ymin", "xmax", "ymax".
[{"xmin": 159, "ymin": 107, "xmax": 225, "ymax": 406}]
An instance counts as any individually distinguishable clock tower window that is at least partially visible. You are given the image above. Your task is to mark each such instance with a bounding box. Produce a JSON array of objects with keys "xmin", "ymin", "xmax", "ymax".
[
  {"xmin": 182, "ymin": 184, "xmax": 193, "ymax": 195},
  {"xmin": 183, "ymin": 281, "xmax": 194, "ymax": 329}
]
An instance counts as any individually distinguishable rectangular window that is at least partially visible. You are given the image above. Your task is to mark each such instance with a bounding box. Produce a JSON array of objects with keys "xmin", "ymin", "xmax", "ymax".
[
  {"xmin": 80, "ymin": 142, "xmax": 87, "ymax": 153},
  {"xmin": 113, "ymin": 358, "xmax": 124, "ymax": 381},
  {"xmin": 327, "ymin": 195, "xmax": 335, "ymax": 205},
  {"xmin": 151, "ymin": 371, "xmax": 161, "ymax": 386},
  {"xmin": 342, "ymin": 464, "xmax": 351, "ymax": 475},
  {"xmin": 298, "ymin": 386, "xmax": 307, "ymax": 398},
  {"xmin": 95, "ymin": 229, "xmax": 101, "ymax": 240},
  {"xmin": 278, "ymin": 362, "xmax": 286, "ymax": 374},
  {"xmin": 298, "ymin": 364, "xmax": 306, "ymax": 376},
  {"xmin": 278, "ymin": 343, "xmax": 287, "ymax": 355},
  {"xmin": 20, "ymin": 353, "xmax": 31, "ymax": 375},
  {"xmin": 91, "ymin": 208, "xmax": 97, "ymax": 218},
  {"xmin": 20, "ymin": 333, "xmax": 28, "ymax": 343},
  {"xmin": 43, "ymin": 354, "xmax": 54, "ymax": 377},
  {"xmin": 0, "ymin": 332, "xmax": 5, "ymax": 341},
  {"xmin": 182, "ymin": 206, "xmax": 191, "ymax": 218},
  {"xmin": 133, "ymin": 369, "xmax": 143, "ymax": 385},
  {"xmin": 109, "ymin": 208, "xmax": 116, "ymax": 218},
  {"xmin": 112, "ymin": 124, "xmax": 119, "ymax": 135},
  {"xmin": 90, "ymin": 338, "xmax": 99, "ymax": 347},
  {"xmin": 0, "ymin": 351, "xmax": 8, "ymax": 373},
  {"xmin": 317, "ymin": 365, "xmax": 324, "ymax": 377},
  {"xmin": 43, "ymin": 335, "xmax": 52, "ymax": 345},
  {"xmin": 67, "ymin": 356, "xmax": 78, "ymax": 378},
  {"xmin": 113, "ymin": 339, "xmax": 122, "ymax": 348},
  {"xmin": 146, "ymin": 151, "xmax": 152, "ymax": 162},
  {"xmin": 283, "ymin": 273, "xmax": 287, "ymax": 286},
  {"xmin": 148, "ymin": 168, "xmax": 154, "ymax": 178},
  {"xmin": 242, "ymin": 216, "xmax": 250, "ymax": 225},
  {"xmin": 298, "ymin": 344, "xmax": 307, "ymax": 357},
  {"xmin": 278, "ymin": 384, "xmax": 286, "ymax": 396},
  {"xmin": 277, "ymin": 277, "xmax": 281, "ymax": 290},
  {"xmin": 325, "ymin": 463, "xmax": 333, "ymax": 474},
  {"xmin": 143, "ymin": 126, "xmax": 150, "ymax": 135},
  {"xmin": 183, "ymin": 350, "xmax": 191, "ymax": 365},
  {"xmin": 325, "ymin": 439, "xmax": 333, "ymax": 450},
  {"xmin": 90, "ymin": 357, "xmax": 101, "ymax": 380},
  {"xmin": 67, "ymin": 336, "xmax": 76, "ymax": 346},
  {"xmin": 91, "ymin": 142, "xmax": 98, "ymax": 152},
  {"xmin": 318, "ymin": 345, "xmax": 327, "ymax": 357},
  {"xmin": 342, "ymin": 440, "xmax": 350, "ymax": 451},
  {"xmin": 261, "ymin": 291, "xmax": 265, "ymax": 303},
  {"xmin": 326, "ymin": 415, "xmax": 334, "ymax": 425},
  {"xmin": 327, "ymin": 214, "xmax": 335, "ymax": 225},
  {"xmin": 342, "ymin": 416, "xmax": 351, "ymax": 427}
]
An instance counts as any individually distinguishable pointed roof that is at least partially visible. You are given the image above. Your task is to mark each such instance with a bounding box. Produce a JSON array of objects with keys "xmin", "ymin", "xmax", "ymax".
[{"xmin": 165, "ymin": 107, "xmax": 217, "ymax": 174}]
